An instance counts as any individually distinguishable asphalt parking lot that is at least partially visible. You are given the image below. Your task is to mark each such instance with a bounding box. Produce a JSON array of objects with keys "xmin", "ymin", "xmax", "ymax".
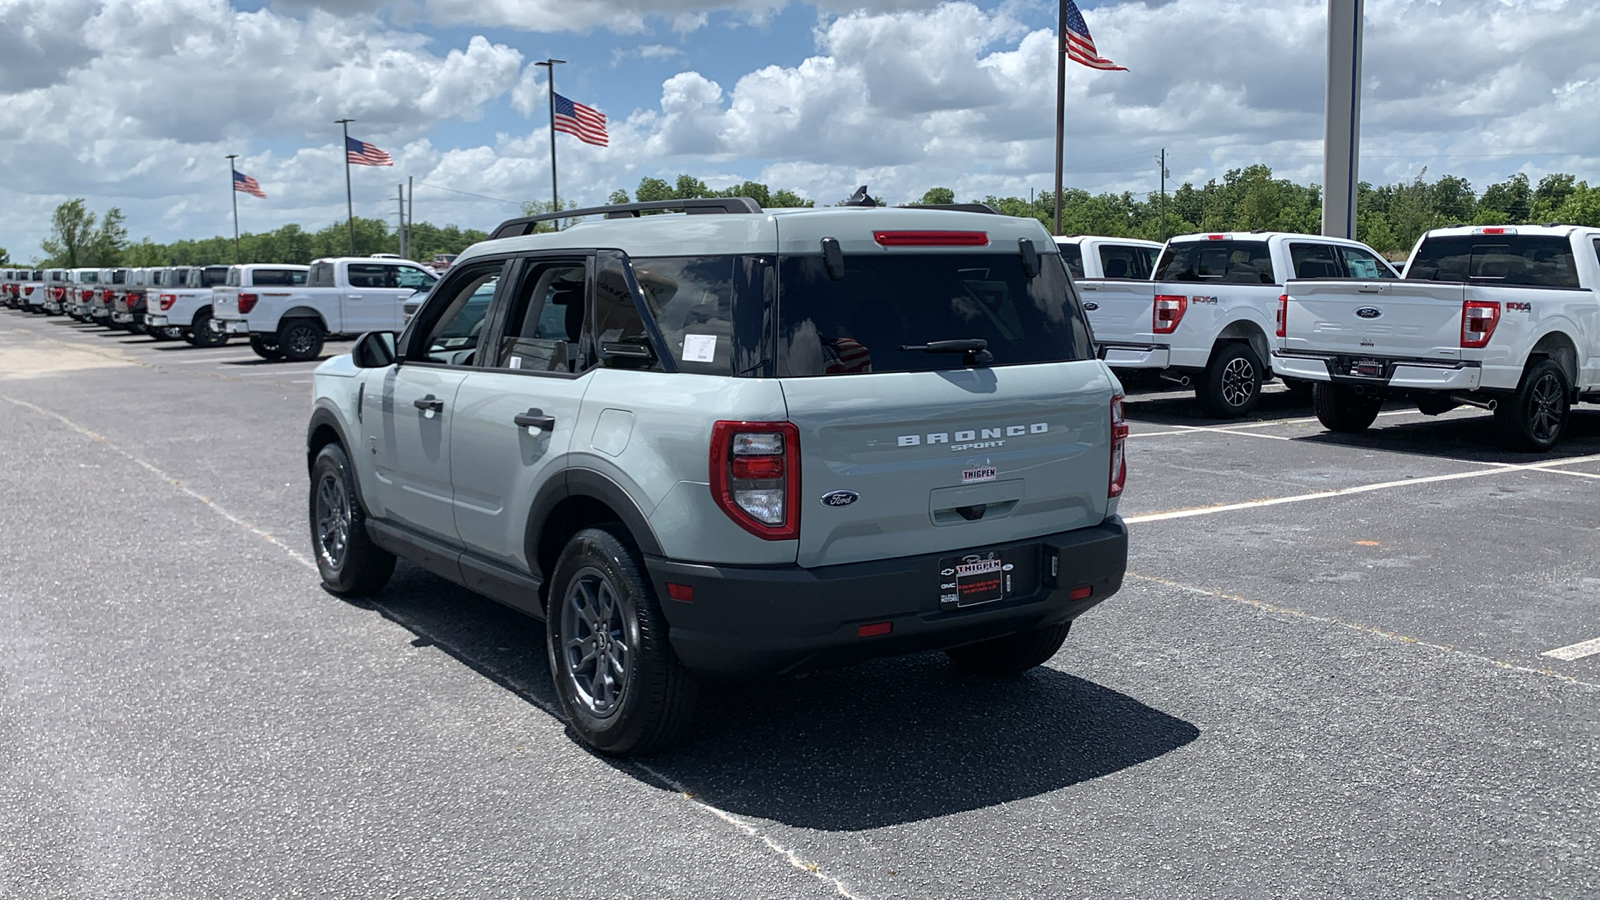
[{"xmin": 2, "ymin": 312, "xmax": 1597, "ymax": 899}]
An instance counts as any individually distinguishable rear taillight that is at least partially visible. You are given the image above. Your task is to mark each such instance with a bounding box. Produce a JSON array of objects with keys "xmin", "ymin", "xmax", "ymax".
[
  {"xmin": 1275, "ymin": 293, "xmax": 1288, "ymax": 338},
  {"xmin": 80, "ymin": 289, "xmax": 92, "ymax": 301},
  {"xmin": 24, "ymin": 286, "xmax": 33, "ymax": 296},
  {"xmin": 51, "ymin": 287, "xmax": 64, "ymax": 300},
  {"xmin": 709, "ymin": 421, "xmax": 800, "ymax": 540},
  {"xmin": 1109, "ymin": 395, "xmax": 1128, "ymax": 498},
  {"xmin": 101, "ymin": 289, "xmax": 114, "ymax": 301},
  {"xmin": 159, "ymin": 293, "xmax": 176, "ymax": 311},
  {"xmin": 1461, "ymin": 300, "xmax": 1500, "ymax": 349},
  {"xmin": 237, "ymin": 293, "xmax": 259, "ymax": 314},
  {"xmin": 1153, "ymin": 295, "xmax": 1187, "ymax": 334}
]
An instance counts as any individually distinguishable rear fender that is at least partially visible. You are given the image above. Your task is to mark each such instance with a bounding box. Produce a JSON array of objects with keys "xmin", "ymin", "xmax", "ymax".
[
  {"xmin": 280, "ymin": 306, "xmax": 329, "ymax": 333},
  {"xmin": 1214, "ymin": 317, "xmax": 1273, "ymax": 370}
]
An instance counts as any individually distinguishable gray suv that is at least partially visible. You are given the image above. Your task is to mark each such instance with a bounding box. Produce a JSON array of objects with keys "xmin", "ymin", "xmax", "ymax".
[{"xmin": 306, "ymin": 197, "xmax": 1130, "ymax": 755}]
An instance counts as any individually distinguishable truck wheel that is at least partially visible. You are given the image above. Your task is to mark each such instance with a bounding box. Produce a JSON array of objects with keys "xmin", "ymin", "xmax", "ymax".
[
  {"xmin": 147, "ymin": 326, "xmax": 172, "ymax": 341},
  {"xmin": 188, "ymin": 312, "xmax": 227, "ymax": 347},
  {"xmin": 310, "ymin": 443, "xmax": 395, "ymax": 596},
  {"xmin": 1313, "ymin": 383, "xmax": 1383, "ymax": 433},
  {"xmin": 946, "ymin": 621, "xmax": 1072, "ymax": 676},
  {"xmin": 1494, "ymin": 358, "xmax": 1570, "ymax": 452},
  {"xmin": 278, "ymin": 319, "xmax": 325, "ymax": 362},
  {"xmin": 1198, "ymin": 342, "xmax": 1263, "ymax": 418},
  {"xmin": 547, "ymin": 525, "xmax": 698, "ymax": 756},
  {"xmin": 249, "ymin": 335, "xmax": 285, "ymax": 361}
]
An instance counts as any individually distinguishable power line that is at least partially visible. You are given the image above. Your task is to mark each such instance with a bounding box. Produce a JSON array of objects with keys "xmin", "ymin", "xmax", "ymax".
[{"xmin": 415, "ymin": 181, "xmax": 523, "ymax": 206}]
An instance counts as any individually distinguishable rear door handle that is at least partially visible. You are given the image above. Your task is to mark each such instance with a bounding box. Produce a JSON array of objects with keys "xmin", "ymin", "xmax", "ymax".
[
  {"xmin": 513, "ymin": 409, "xmax": 556, "ymax": 431},
  {"xmin": 413, "ymin": 395, "xmax": 444, "ymax": 412}
]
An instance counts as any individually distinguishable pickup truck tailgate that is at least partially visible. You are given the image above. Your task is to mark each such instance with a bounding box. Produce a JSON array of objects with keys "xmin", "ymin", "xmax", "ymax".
[
  {"xmin": 1076, "ymin": 280, "xmax": 1156, "ymax": 345},
  {"xmin": 1283, "ymin": 280, "xmax": 1466, "ymax": 362}
]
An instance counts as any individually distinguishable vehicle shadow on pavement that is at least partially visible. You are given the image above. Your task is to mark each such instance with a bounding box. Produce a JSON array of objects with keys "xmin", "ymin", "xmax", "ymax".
[
  {"xmin": 361, "ymin": 564, "xmax": 1201, "ymax": 831},
  {"xmin": 1290, "ymin": 407, "xmax": 1600, "ymax": 463},
  {"xmin": 1120, "ymin": 388, "xmax": 1317, "ymax": 426}
]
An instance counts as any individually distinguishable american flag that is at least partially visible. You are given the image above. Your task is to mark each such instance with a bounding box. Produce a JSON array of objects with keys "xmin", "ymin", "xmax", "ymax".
[
  {"xmin": 233, "ymin": 169, "xmax": 266, "ymax": 198},
  {"xmin": 1063, "ymin": 0, "xmax": 1127, "ymax": 72},
  {"xmin": 553, "ymin": 92, "xmax": 608, "ymax": 147},
  {"xmin": 346, "ymin": 136, "xmax": 394, "ymax": 166}
]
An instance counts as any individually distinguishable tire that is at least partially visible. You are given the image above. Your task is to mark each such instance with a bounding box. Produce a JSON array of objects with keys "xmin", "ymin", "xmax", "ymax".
[
  {"xmin": 1197, "ymin": 342, "xmax": 1264, "ymax": 418},
  {"xmin": 278, "ymin": 319, "xmax": 325, "ymax": 362},
  {"xmin": 1494, "ymin": 357, "xmax": 1570, "ymax": 452},
  {"xmin": 946, "ymin": 621, "xmax": 1072, "ymax": 676},
  {"xmin": 309, "ymin": 443, "xmax": 395, "ymax": 596},
  {"xmin": 249, "ymin": 335, "xmax": 285, "ymax": 361},
  {"xmin": 1313, "ymin": 383, "xmax": 1383, "ymax": 433},
  {"xmin": 547, "ymin": 525, "xmax": 698, "ymax": 756},
  {"xmin": 188, "ymin": 311, "xmax": 228, "ymax": 347},
  {"xmin": 147, "ymin": 325, "xmax": 172, "ymax": 341}
]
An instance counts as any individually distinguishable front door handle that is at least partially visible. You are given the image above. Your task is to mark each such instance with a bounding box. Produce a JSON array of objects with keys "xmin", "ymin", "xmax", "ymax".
[
  {"xmin": 413, "ymin": 395, "xmax": 444, "ymax": 412},
  {"xmin": 513, "ymin": 409, "xmax": 556, "ymax": 431}
]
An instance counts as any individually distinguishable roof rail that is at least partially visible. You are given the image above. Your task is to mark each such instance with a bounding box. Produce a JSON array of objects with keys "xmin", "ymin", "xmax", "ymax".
[
  {"xmin": 490, "ymin": 197, "xmax": 763, "ymax": 240},
  {"xmin": 901, "ymin": 203, "xmax": 1001, "ymax": 215}
]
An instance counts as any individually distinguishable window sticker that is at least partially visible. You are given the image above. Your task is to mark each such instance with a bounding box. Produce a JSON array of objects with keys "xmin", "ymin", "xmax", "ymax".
[
  {"xmin": 682, "ymin": 333, "xmax": 717, "ymax": 363},
  {"xmin": 509, "ymin": 356, "xmax": 522, "ymax": 369}
]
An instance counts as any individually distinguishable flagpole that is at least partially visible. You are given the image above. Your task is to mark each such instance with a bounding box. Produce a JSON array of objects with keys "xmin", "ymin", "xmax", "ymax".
[
  {"xmin": 336, "ymin": 118, "xmax": 356, "ymax": 254},
  {"xmin": 226, "ymin": 154, "xmax": 241, "ymax": 263},
  {"xmin": 535, "ymin": 58, "xmax": 565, "ymax": 231},
  {"xmin": 1052, "ymin": 0, "xmax": 1067, "ymax": 236}
]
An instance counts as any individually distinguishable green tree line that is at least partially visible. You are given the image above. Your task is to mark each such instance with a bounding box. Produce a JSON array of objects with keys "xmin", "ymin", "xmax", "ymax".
[{"xmin": 29, "ymin": 168, "xmax": 1600, "ymax": 268}]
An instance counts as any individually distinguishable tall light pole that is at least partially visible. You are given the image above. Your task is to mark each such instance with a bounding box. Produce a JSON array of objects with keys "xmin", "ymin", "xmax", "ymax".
[
  {"xmin": 1051, "ymin": 1, "xmax": 1067, "ymax": 236},
  {"xmin": 1322, "ymin": 0, "xmax": 1364, "ymax": 239},
  {"xmin": 336, "ymin": 118, "xmax": 356, "ymax": 254},
  {"xmin": 226, "ymin": 154, "xmax": 241, "ymax": 263},
  {"xmin": 535, "ymin": 58, "xmax": 565, "ymax": 230}
]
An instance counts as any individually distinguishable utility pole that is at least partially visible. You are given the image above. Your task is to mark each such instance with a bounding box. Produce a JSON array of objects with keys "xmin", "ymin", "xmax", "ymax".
[
  {"xmin": 336, "ymin": 118, "xmax": 356, "ymax": 254},
  {"xmin": 397, "ymin": 184, "xmax": 406, "ymax": 257},
  {"xmin": 1051, "ymin": 0, "xmax": 1067, "ymax": 236},
  {"xmin": 535, "ymin": 58, "xmax": 566, "ymax": 231},
  {"xmin": 1322, "ymin": 0, "xmax": 1364, "ymax": 238},
  {"xmin": 1157, "ymin": 148, "xmax": 1168, "ymax": 241},
  {"xmin": 226, "ymin": 154, "xmax": 241, "ymax": 263},
  {"xmin": 407, "ymin": 175, "xmax": 414, "ymax": 259}
]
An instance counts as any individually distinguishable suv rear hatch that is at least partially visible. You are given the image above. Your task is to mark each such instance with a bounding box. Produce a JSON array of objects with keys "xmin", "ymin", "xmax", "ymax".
[{"xmin": 769, "ymin": 215, "xmax": 1115, "ymax": 569}]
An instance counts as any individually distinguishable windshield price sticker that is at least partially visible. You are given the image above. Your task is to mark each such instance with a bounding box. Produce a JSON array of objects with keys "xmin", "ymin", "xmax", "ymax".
[{"xmin": 962, "ymin": 465, "xmax": 997, "ymax": 484}]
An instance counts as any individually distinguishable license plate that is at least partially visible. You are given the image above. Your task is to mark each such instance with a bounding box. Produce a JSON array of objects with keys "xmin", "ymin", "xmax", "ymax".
[
  {"xmin": 1350, "ymin": 358, "xmax": 1383, "ymax": 377},
  {"xmin": 938, "ymin": 552, "xmax": 1013, "ymax": 608}
]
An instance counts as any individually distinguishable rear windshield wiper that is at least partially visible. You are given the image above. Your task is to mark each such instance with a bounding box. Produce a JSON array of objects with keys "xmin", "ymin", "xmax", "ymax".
[{"xmin": 899, "ymin": 338, "xmax": 993, "ymax": 366}]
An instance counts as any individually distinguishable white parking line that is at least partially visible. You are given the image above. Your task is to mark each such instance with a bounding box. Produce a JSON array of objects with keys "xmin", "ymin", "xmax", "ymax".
[
  {"xmin": 160, "ymin": 354, "xmax": 255, "ymax": 365},
  {"xmin": 1125, "ymin": 453, "xmax": 1600, "ymax": 524},
  {"xmin": 1543, "ymin": 637, "xmax": 1600, "ymax": 662},
  {"xmin": 226, "ymin": 368, "xmax": 320, "ymax": 377}
]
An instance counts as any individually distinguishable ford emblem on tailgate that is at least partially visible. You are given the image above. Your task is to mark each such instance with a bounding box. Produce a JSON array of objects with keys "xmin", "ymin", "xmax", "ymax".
[
  {"xmin": 820, "ymin": 490, "xmax": 859, "ymax": 508},
  {"xmin": 1082, "ymin": 301, "xmax": 1099, "ymax": 311},
  {"xmin": 1355, "ymin": 307, "xmax": 1382, "ymax": 319}
]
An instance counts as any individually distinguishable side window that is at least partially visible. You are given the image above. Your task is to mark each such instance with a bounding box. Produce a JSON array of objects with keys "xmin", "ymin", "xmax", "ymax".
[
  {"xmin": 308, "ymin": 262, "xmax": 335, "ymax": 287},
  {"xmin": 1593, "ymin": 239, "xmax": 1599, "ymax": 269},
  {"xmin": 1339, "ymin": 246, "xmax": 1398, "ymax": 279},
  {"xmin": 407, "ymin": 263, "xmax": 502, "ymax": 367},
  {"xmin": 395, "ymin": 266, "xmax": 436, "ymax": 291},
  {"xmin": 631, "ymin": 255, "xmax": 746, "ymax": 374},
  {"xmin": 1098, "ymin": 244, "xmax": 1154, "ymax": 280},
  {"xmin": 595, "ymin": 252, "xmax": 665, "ymax": 371},
  {"xmin": 495, "ymin": 259, "xmax": 591, "ymax": 374},
  {"xmin": 346, "ymin": 264, "xmax": 391, "ymax": 288},
  {"xmin": 1289, "ymin": 243, "xmax": 1342, "ymax": 279},
  {"xmin": 1058, "ymin": 243, "xmax": 1085, "ymax": 279}
]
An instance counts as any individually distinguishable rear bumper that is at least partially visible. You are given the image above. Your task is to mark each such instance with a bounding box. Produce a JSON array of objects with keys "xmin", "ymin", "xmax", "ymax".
[
  {"xmin": 213, "ymin": 317, "xmax": 249, "ymax": 335},
  {"xmin": 1272, "ymin": 352, "xmax": 1482, "ymax": 390},
  {"xmin": 145, "ymin": 313, "xmax": 170, "ymax": 327},
  {"xmin": 648, "ymin": 517, "xmax": 1128, "ymax": 676},
  {"xmin": 1099, "ymin": 343, "xmax": 1170, "ymax": 369}
]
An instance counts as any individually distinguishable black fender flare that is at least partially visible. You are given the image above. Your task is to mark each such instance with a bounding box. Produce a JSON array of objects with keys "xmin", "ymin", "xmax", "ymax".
[{"xmin": 523, "ymin": 467, "xmax": 664, "ymax": 583}]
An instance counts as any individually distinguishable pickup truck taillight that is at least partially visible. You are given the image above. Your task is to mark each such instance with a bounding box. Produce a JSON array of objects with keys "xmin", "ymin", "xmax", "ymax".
[
  {"xmin": 24, "ymin": 286, "xmax": 33, "ymax": 296},
  {"xmin": 159, "ymin": 293, "xmax": 177, "ymax": 311},
  {"xmin": 237, "ymin": 293, "xmax": 259, "ymax": 314},
  {"xmin": 101, "ymin": 289, "xmax": 114, "ymax": 302},
  {"xmin": 1275, "ymin": 294, "xmax": 1288, "ymax": 338},
  {"xmin": 709, "ymin": 421, "xmax": 800, "ymax": 541},
  {"xmin": 1109, "ymin": 395, "xmax": 1129, "ymax": 498},
  {"xmin": 1461, "ymin": 300, "xmax": 1500, "ymax": 349},
  {"xmin": 1153, "ymin": 295, "xmax": 1187, "ymax": 335},
  {"xmin": 80, "ymin": 289, "xmax": 93, "ymax": 301},
  {"xmin": 50, "ymin": 287, "xmax": 64, "ymax": 300}
]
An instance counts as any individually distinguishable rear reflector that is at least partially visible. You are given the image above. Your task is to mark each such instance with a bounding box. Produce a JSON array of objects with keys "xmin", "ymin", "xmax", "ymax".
[
  {"xmin": 1069, "ymin": 586, "xmax": 1093, "ymax": 601},
  {"xmin": 857, "ymin": 622, "xmax": 893, "ymax": 638},
  {"xmin": 872, "ymin": 231, "xmax": 989, "ymax": 247},
  {"xmin": 665, "ymin": 583, "xmax": 694, "ymax": 602}
]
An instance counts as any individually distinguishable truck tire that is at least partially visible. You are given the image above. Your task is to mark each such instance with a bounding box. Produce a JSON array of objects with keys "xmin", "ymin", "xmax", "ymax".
[
  {"xmin": 1197, "ymin": 342, "xmax": 1263, "ymax": 418},
  {"xmin": 278, "ymin": 319, "xmax": 325, "ymax": 362},
  {"xmin": 1494, "ymin": 357, "xmax": 1570, "ymax": 452},
  {"xmin": 1313, "ymin": 383, "xmax": 1383, "ymax": 433},
  {"xmin": 309, "ymin": 443, "xmax": 395, "ymax": 596},
  {"xmin": 249, "ymin": 335, "xmax": 285, "ymax": 361},
  {"xmin": 946, "ymin": 621, "xmax": 1072, "ymax": 676},
  {"xmin": 547, "ymin": 525, "xmax": 698, "ymax": 756},
  {"xmin": 188, "ymin": 311, "xmax": 228, "ymax": 347}
]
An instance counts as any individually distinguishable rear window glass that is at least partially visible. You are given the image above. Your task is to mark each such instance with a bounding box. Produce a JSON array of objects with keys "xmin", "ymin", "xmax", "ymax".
[
  {"xmin": 1155, "ymin": 240, "xmax": 1276, "ymax": 284},
  {"xmin": 776, "ymin": 252, "xmax": 1094, "ymax": 377},
  {"xmin": 253, "ymin": 268, "xmax": 306, "ymax": 287},
  {"xmin": 629, "ymin": 255, "xmax": 769, "ymax": 376},
  {"xmin": 202, "ymin": 266, "xmax": 229, "ymax": 287},
  {"xmin": 308, "ymin": 262, "xmax": 335, "ymax": 287},
  {"xmin": 1098, "ymin": 244, "xmax": 1157, "ymax": 280},
  {"xmin": 1407, "ymin": 235, "xmax": 1579, "ymax": 287},
  {"xmin": 80, "ymin": 272, "xmax": 99, "ymax": 284}
]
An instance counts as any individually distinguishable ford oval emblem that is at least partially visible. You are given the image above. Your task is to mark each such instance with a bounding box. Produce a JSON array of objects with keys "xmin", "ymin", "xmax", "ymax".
[
  {"xmin": 1082, "ymin": 301, "xmax": 1100, "ymax": 311},
  {"xmin": 1355, "ymin": 307, "xmax": 1382, "ymax": 319},
  {"xmin": 820, "ymin": 490, "xmax": 859, "ymax": 508}
]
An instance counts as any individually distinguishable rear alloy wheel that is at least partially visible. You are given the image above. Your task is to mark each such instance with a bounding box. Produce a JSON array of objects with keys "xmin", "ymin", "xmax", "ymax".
[
  {"xmin": 188, "ymin": 311, "xmax": 228, "ymax": 347},
  {"xmin": 1198, "ymin": 342, "xmax": 1264, "ymax": 418},
  {"xmin": 547, "ymin": 525, "xmax": 697, "ymax": 756},
  {"xmin": 278, "ymin": 319, "xmax": 325, "ymax": 362},
  {"xmin": 309, "ymin": 443, "xmax": 395, "ymax": 596},
  {"xmin": 1495, "ymin": 357, "xmax": 1570, "ymax": 452},
  {"xmin": 1313, "ymin": 383, "xmax": 1383, "ymax": 433},
  {"xmin": 946, "ymin": 621, "xmax": 1072, "ymax": 676},
  {"xmin": 249, "ymin": 335, "xmax": 285, "ymax": 361}
]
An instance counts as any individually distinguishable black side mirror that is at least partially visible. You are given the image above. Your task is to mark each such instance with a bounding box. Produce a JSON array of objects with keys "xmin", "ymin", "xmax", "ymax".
[{"xmin": 352, "ymin": 331, "xmax": 397, "ymax": 368}]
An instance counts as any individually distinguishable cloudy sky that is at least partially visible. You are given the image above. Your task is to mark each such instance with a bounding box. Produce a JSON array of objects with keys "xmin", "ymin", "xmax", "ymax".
[{"xmin": 1, "ymin": 0, "xmax": 1596, "ymax": 260}]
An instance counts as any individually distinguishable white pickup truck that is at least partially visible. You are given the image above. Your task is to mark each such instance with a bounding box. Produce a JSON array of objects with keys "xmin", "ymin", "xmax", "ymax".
[
  {"xmin": 213, "ymin": 258, "xmax": 434, "ymax": 361},
  {"xmin": 1081, "ymin": 231, "xmax": 1399, "ymax": 417},
  {"xmin": 1272, "ymin": 224, "xmax": 1600, "ymax": 451},
  {"xmin": 144, "ymin": 265, "xmax": 231, "ymax": 345},
  {"xmin": 1055, "ymin": 236, "xmax": 1163, "ymax": 281}
]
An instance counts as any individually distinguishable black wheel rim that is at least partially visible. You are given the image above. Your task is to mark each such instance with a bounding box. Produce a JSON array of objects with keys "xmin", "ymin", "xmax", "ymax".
[
  {"xmin": 1221, "ymin": 356, "xmax": 1257, "ymax": 408},
  {"xmin": 286, "ymin": 325, "xmax": 315, "ymax": 356},
  {"xmin": 314, "ymin": 471, "xmax": 350, "ymax": 570},
  {"xmin": 560, "ymin": 567, "xmax": 630, "ymax": 717},
  {"xmin": 1528, "ymin": 372, "xmax": 1565, "ymax": 443}
]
